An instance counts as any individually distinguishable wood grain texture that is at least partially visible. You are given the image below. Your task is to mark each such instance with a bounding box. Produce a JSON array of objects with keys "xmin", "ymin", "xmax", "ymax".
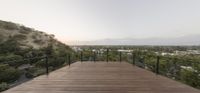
[{"xmin": 3, "ymin": 62, "xmax": 200, "ymax": 93}]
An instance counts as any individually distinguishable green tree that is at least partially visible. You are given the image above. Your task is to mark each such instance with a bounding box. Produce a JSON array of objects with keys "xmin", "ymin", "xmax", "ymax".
[{"xmin": 180, "ymin": 69, "xmax": 200, "ymax": 88}]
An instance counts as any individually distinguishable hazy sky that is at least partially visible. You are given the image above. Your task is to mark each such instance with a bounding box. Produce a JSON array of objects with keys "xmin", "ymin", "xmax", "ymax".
[{"xmin": 0, "ymin": 0, "xmax": 200, "ymax": 43}]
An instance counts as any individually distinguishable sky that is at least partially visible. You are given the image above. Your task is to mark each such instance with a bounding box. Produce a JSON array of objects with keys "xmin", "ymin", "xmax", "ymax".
[{"xmin": 0, "ymin": 0, "xmax": 200, "ymax": 44}]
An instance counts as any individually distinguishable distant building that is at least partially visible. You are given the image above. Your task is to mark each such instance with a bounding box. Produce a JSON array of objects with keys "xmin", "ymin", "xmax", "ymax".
[
  {"xmin": 117, "ymin": 49, "xmax": 133, "ymax": 53},
  {"xmin": 161, "ymin": 52, "xmax": 175, "ymax": 56},
  {"xmin": 71, "ymin": 46, "xmax": 82, "ymax": 52},
  {"xmin": 187, "ymin": 50, "xmax": 200, "ymax": 55}
]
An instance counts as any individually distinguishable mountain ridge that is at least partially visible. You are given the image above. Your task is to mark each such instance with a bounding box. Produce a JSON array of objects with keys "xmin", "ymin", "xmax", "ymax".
[
  {"xmin": 0, "ymin": 20, "xmax": 70, "ymax": 50},
  {"xmin": 68, "ymin": 35, "xmax": 200, "ymax": 45}
]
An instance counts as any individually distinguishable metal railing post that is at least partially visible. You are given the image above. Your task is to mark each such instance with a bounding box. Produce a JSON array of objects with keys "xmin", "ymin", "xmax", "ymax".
[
  {"xmin": 68, "ymin": 54, "xmax": 71, "ymax": 66},
  {"xmin": 106, "ymin": 49, "xmax": 109, "ymax": 62},
  {"xmin": 45, "ymin": 56, "xmax": 49, "ymax": 75},
  {"xmin": 156, "ymin": 56, "xmax": 160, "ymax": 74},
  {"xmin": 173, "ymin": 58, "xmax": 177, "ymax": 78},
  {"xmin": 80, "ymin": 51, "xmax": 83, "ymax": 62},
  {"xmin": 132, "ymin": 52, "xmax": 135, "ymax": 65},
  {"xmin": 93, "ymin": 51, "xmax": 96, "ymax": 62},
  {"xmin": 119, "ymin": 51, "xmax": 122, "ymax": 62},
  {"xmin": 141, "ymin": 56, "xmax": 145, "ymax": 68}
]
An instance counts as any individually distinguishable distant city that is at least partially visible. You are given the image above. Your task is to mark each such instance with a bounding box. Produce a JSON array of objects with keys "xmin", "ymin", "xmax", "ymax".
[{"xmin": 68, "ymin": 34, "xmax": 200, "ymax": 45}]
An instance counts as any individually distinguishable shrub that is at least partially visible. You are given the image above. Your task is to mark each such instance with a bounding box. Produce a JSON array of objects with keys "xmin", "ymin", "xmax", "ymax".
[
  {"xmin": 19, "ymin": 30, "xmax": 30, "ymax": 34},
  {"xmin": 25, "ymin": 67, "xmax": 45, "ymax": 78},
  {"xmin": 0, "ymin": 54, "xmax": 23, "ymax": 67},
  {"xmin": 0, "ymin": 82, "xmax": 9, "ymax": 92},
  {"xmin": 35, "ymin": 59, "xmax": 46, "ymax": 67},
  {"xmin": 25, "ymin": 72, "xmax": 34, "ymax": 78},
  {"xmin": 0, "ymin": 64, "xmax": 21, "ymax": 83},
  {"xmin": 0, "ymin": 34, "xmax": 4, "ymax": 43},
  {"xmin": 31, "ymin": 34, "xmax": 37, "ymax": 39},
  {"xmin": 12, "ymin": 34, "xmax": 27, "ymax": 41},
  {"xmin": 19, "ymin": 25, "xmax": 33, "ymax": 34},
  {"xmin": 0, "ymin": 39, "xmax": 20, "ymax": 54},
  {"xmin": 20, "ymin": 26, "xmax": 32, "ymax": 31},
  {"xmin": 33, "ymin": 39, "xmax": 43, "ymax": 45},
  {"xmin": 49, "ymin": 57, "xmax": 65, "ymax": 68},
  {"xmin": 180, "ymin": 69, "xmax": 200, "ymax": 88},
  {"xmin": 2, "ymin": 22, "xmax": 18, "ymax": 30}
]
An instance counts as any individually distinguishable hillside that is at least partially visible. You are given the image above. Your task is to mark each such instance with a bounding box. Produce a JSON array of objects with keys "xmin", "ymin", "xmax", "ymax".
[
  {"xmin": 0, "ymin": 20, "xmax": 64, "ymax": 49},
  {"xmin": 0, "ymin": 20, "xmax": 74, "ymax": 92}
]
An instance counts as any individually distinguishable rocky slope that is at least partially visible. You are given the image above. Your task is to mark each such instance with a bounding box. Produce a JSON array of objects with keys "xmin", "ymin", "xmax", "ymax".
[{"xmin": 0, "ymin": 20, "xmax": 71, "ymax": 50}]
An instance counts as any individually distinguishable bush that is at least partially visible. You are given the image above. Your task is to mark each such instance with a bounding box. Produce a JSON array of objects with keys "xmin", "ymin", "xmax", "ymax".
[
  {"xmin": 0, "ymin": 64, "xmax": 21, "ymax": 83},
  {"xmin": 0, "ymin": 34, "xmax": 4, "ymax": 43},
  {"xmin": 13, "ymin": 34, "xmax": 27, "ymax": 41},
  {"xmin": 35, "ymin": 59, "xmax": 46, "ymax": 67},
  {"xmin": 25, "ymin": 67, "xmax": 45, "ymax": 78},
  {"xmin": 31, "ymin": 34, "xmax": 37, "ymax": 39},
  {"xmin": 0, "ymin": 54, "xmax": 23, "ymax": 67},
  {"xmin": 33, "ymin": 39, "xmax": 44, "ymax": 45},
  {"xmin": 180, "ymin": 69, "xmax": 200, "ymax": 88},
  {"xmin": 1, "ymin": 21, "xmax": 18, "ymax": 30},
  {"xmin": 0, "ymin": 82, "xmax": 9, "ymax": 92},
  {"xmin": 19, "ymin": 30, "xmax": 30, "ymax": 34},
  {"xmin": 25, "ymin": 71, "xmax": 34, "ymax": 78},
  {"xmin": 0, "ymin": 38, "xmax": 20, "ymax": 54},
  {"xmin": 49, "ymin": 57, "xmax": 65, "ymax": 68},
  {"xmin": 20, "ymin": 26, "xmax": 32, "ymax": 32}
]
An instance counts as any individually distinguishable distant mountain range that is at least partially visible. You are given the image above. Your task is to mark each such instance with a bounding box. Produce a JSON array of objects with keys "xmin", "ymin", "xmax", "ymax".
[{"xmin": 69, "ymin": 35, "xmax": 200, "ymax": 45}]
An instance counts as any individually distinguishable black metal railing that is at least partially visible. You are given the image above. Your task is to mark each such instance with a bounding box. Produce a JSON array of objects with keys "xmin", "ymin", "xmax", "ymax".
[
  {"xmin": 76, "ymin": 49, "xmax": 200, "ymax": 88},
  {"xmin": 1, "ymin": 48, "xmax": 200, "ymax": 88},
  {"xmin": 1, "ymin": 49, "xmax": 199, "ymax": 89},
  {"xmin": 0, "ymin": 54, "xmax": 76, "ymax": 75}
]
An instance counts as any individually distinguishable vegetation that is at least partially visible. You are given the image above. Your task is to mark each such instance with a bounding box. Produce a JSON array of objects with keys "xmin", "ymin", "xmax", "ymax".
[
  {"xmin": 0, "ymin": 20, "xmax": 19, "ymax": 30},
  {"xmin": 76, "ymin": 45, "xmax": 200, "ymax": 89},
  {"xmin": 0, "ymin": 20, "xmax": 74, "ymax": 92},
  {"xmin": 0, "ymin": 20, "xmax": 200, "ymax": 91},
  {"xmin": 0, "ymin": 82, "xmax": 9, "ymax": 91},
  {"xmin": 12, "ymin": 34, "xmax": 27, "ymax": 41},
  {"xmin": 0, "ymin": 64, "xmax": 20, "ymax": 83}
]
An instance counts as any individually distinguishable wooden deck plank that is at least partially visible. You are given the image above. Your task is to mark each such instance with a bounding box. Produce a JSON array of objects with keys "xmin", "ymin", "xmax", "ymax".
[{"xmin": 3, "ymin": 62, "xmax": 200, "ymax": 93}]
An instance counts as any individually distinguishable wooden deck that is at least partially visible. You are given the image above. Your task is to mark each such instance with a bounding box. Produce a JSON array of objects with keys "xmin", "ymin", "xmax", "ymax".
[{"xmin": 3, "ymin": 62, "xmax": 200, "ymax": 93}]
